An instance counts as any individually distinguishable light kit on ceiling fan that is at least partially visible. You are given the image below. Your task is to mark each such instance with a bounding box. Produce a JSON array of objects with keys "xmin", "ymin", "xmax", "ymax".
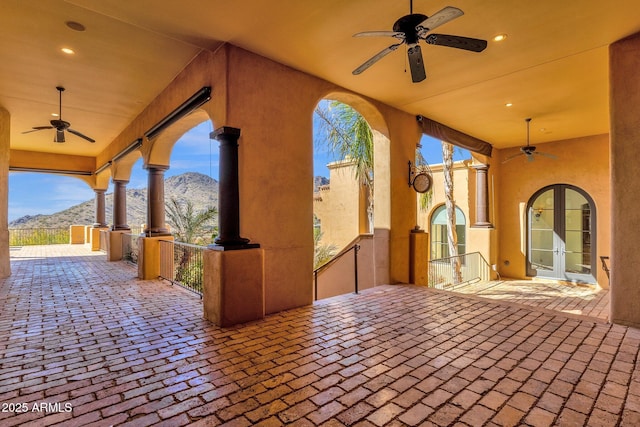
[{"xmin": 352, "ymin": 0, "xmax": 487, "ymax": 83}]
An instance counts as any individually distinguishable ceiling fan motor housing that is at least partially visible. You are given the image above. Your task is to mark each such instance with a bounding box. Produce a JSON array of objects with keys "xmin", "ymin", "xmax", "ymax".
[{"xmin": 393, "ymin": 13, "xmax": 427, "ymax": 44}]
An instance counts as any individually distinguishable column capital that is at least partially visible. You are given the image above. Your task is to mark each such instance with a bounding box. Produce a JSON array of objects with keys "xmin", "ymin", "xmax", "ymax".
[
  {"xmin": 471, "ymin": 163, "xmax": 490, "ymax": 171},
  {"xmin": 144, "ymin": 164, "xmax": 169, "ymax": 172},
  {"xmin": 210, "ymin": 126, "xmax": 241, "ymax": 141}
]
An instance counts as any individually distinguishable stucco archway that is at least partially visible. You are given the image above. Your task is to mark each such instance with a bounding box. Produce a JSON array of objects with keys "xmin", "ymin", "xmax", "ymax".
[
  {"xmin": 313, "ymin": 91, "xmax": 393, "ymax": 286},
  {"xmin": 144, "ymin": 109, "xmax": 213, "ymax": 168}
]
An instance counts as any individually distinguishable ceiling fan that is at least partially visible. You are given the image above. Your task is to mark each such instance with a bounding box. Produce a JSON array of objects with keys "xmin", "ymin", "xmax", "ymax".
[
  {"xmin": 352, "ymin": 1, "xmax": 487, "ymax": 83},
  {"xmin": 22, "ymin": 86, "xmax": 95, "ymax": 143},
  {"xmin": 502, "ymin": 118, "xmax": 558, "ymax": 163}
]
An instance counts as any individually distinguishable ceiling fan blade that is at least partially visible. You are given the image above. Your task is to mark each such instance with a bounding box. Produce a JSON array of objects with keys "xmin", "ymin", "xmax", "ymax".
[
  {"xmin": 354, "ymin": 31, "xmax": 405, "ymax": 40},
  {"xmin": 535, "ymin": 152, "xmax": 558, "ymax": 160},
  {"xmin": 67, "ymin": 128, "xmax": 96, "ymax": 143},
  {"xmin": 502, "ymin": 153, "xmax": 524, "ymax": 164},
  {"xmin": 526, "ymin": 153, "xmax": 535, "ymax": 162},
  {"xmin": 424, "ymin": 34, "xmax": 488, "ymax": 52},
  {"xmin": 353, "ymin": 42, "xmax": 403, "ymax": 75},
  {"xmin": 54, "ymin": 129, "xmax": 65, "ymax": 143},
  {"xmin": 407, "ymin": 44, "xmax": 426, "ymax": 83},
  {"xmin": 416, "ymin": 6, "xmax": 463, "ymax": 36},
  {"xmin": 22, "ymin": 126, "xmax": 53, "ymax": 134}
]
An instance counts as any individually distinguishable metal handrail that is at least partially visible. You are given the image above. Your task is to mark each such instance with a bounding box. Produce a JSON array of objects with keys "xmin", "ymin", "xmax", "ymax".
[
  {"xmin": 314, "ymin": 243, "xmax": 360, "ymax": 301},
  {"xmin": 8, "ymin": 227, "xmax": 70, "ymax": 246},
  {"xmin": 428, "ymin": 251, "xmax": 491, "ymax": 289},
  {"xmin": 159, "ymin": 240, "xmax": 205, "ymax": 298}
]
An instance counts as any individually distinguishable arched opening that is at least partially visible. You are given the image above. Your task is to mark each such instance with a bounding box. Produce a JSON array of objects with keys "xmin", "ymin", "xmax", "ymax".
[
  {"xmin": 311, "ymin": 92, "xmax": 392, "ymax": 294},
  {"xmin": 163, "ymin": 120, "xmax": 218, "ymax": 245},
  {"xmin": 527, "ymin": 184, "xmax": 596, "ymax": 283},
  {"xmin": 312, "ymin": 99, "xmax": 372, "ymax": 260},
  {"xmin": 9, "ymin": 173, "xmax": 95, "ymax": 223},
  {"xmin": 430, "ymin": 204, "xmax": 466, "ymax": 259}
]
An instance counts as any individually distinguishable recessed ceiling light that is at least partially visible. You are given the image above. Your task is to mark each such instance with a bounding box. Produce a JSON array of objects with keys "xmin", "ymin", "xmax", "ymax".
[
  {"xmin": 51, "ymin": 113, "xmax": 59, "ymax": 117},
  {"xmin": 505, "ymin": 102, "xmax": 513, "ymax": 107},
  {"xmin": 493, "ymin": 34, "xmax": 507, "ymax": 42},
  {"xmin": 61, "ymin": 47, "xmax": 75, "ymax": 55},
  {"xmin": 66, "ymin": 21, "xmax": 86, "ymax": 32}
]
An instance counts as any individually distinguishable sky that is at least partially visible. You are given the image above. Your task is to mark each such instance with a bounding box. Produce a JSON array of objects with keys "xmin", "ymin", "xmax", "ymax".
[{"xmin": 8, "ymin": 112, "xmax": 469, "ymax": 222}]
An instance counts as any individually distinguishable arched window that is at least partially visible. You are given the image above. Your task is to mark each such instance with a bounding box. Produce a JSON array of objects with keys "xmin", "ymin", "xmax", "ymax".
[{"xmin": 430, "ymin": 205, "xmax": 466, "ymax": 259}]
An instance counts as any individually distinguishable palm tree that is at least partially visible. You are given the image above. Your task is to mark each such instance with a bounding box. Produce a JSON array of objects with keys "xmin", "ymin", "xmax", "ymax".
[
  {"xmin": 314, "ymin": 227, "xmax": 338, "ymax": 269},
  {"xmin": 165, "ymin": 198, "xmax": 217, "ymax": 244},
  {"xmin": 315, "ymin": 101, "xmax": 374, "ymax": 232},
  {"xmin": 442, "ymin": 141, "xmax": 462, "ymax": 282}
]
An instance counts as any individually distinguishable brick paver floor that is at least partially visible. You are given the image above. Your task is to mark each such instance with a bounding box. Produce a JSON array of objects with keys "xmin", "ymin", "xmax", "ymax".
[
  {"xmin": 437, "ymin": 279, "xmax": 610, "ymax": 323},
  {"xmin": 1, "ymin": 245, "xmax": 639, "ymax": 426}
]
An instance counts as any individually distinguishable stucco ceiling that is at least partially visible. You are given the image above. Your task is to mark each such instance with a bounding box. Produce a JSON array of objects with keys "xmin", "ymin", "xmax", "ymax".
[{"xmin": 1, "ymin": 0, "xmax": 638, "ymax": 158}]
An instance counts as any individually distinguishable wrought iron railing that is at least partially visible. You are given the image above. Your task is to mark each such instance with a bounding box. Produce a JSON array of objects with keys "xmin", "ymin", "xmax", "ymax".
[
  {"xmin": 122, "ymin": 233, "xmax": 139, "ymax": 265},
  {"xmin": 8, "ymin": 228, "xmax": 70, "ymax": 246},
  {"xmin": 428, "ymin": 251, "xmax": 491, "ymax": 289},
  {"xmin": 159, "ymin": 240, "xmax": 204, "ymax": 298}
]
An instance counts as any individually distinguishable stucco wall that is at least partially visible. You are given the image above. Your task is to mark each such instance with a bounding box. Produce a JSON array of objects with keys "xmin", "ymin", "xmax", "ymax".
[
  {"xmin": 0, "ymin": 107, "xmax": 10, "ymax": 277},
  {"xmin": 314, "ymin": 160, "xmax": 365, "ymax": 251},
  {"xmin": 418, "ymin": 161, "xmax": 471, "ymax": 232},
  {"xmin": 496, "ymin": 133, "xmax": 610, "ymax": 286},
  {"xmin": 610, "ymin": 31, "xmax": 640, "ymax": 326},
  {"xmin": 219, "ymin": 45, "xmax": 420, "ymax": 312}
]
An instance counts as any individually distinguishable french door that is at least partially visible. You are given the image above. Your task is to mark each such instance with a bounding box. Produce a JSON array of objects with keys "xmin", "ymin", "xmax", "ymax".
[{"xmin": 527, "ymin": 184, "xmax": 596, "ymax": 283}]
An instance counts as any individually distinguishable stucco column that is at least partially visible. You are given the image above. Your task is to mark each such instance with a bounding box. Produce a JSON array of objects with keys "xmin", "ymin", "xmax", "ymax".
[
  {"xmin": 610, "ymin": 31, "xmax": 640, "ymax": 328},
  {"xmin": 112, "ymin": 180, "xmax": 130, "ymax": 231},
  {"xmin": 92, "ymin": 189, "xmax": 107, "ymax": 228},
  {"xmin": 472, "ymin": 164, "xmax": 493, "ymax": 228},
  {"xmin": 210, "ymin": 126, "xmax": 257, "ymax": 248},
  {"xmin": 0, "ymin": 107, "xmax": 10, "ymax": 278},
  {"xmin": 144, "ymin": 165, "xmax": 170, "ymax": 236}
]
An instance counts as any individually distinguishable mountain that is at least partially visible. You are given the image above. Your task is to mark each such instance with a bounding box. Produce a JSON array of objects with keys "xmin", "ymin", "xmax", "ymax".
[
  {"xmin": 314, "ymin": 176, "xmax": 329, "ymax": 192},
  {"xmin": 9, "ymin": 172, "xmax": 219, "ymax": 229}
]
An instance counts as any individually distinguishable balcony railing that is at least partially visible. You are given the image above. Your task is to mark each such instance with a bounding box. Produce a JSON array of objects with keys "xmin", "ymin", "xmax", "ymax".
[
  {"xmin": 9, "ymin": 228, "xmax": 70, "ymax": 246},
  {"xmin": 428, "ymin": 251, "xmax": 491, "ymax": 289},
  {"xmin": 122, "ymin": 233, "xmax": 139, "ymax": 265},
  {"xmin": 159, "ymin": 240, "xmax": 204, "ymax": 298}
]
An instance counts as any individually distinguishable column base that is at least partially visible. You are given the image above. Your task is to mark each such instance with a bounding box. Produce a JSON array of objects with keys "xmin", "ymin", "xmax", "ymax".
[
  {"xmin": 69, "ymin": 225, "xmax": 86, "ymax": 244},
  {"xmin": 138, "ymin": 235, "xmax": 174, "ymax": 279},
  {"xmin": 90, "ymin": 226, "xmax": 109, "ymax": 251},
  {"xmin": 107, "ymin": 230, "xmax": 130, "ymax": 261},
  {"xmin": 471, "ymin": 222, "xmax": 494, "ymax": 228},
  {"xmin": 203, "ymin": 247, "xmax": 264, "ymax": 327},
  {"xmin": 409, "ymin": 229, "xmax": 429, "ymax": 285}
]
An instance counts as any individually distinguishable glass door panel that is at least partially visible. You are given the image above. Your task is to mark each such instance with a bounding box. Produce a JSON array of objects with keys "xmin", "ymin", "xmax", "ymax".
[
  {"xmin": 564, "ymin": 189, "xmax": 591, "ymax": 275},
  {"xmin": 529, "ymin": 189, "xmax": 555, "ymax": 273}
]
